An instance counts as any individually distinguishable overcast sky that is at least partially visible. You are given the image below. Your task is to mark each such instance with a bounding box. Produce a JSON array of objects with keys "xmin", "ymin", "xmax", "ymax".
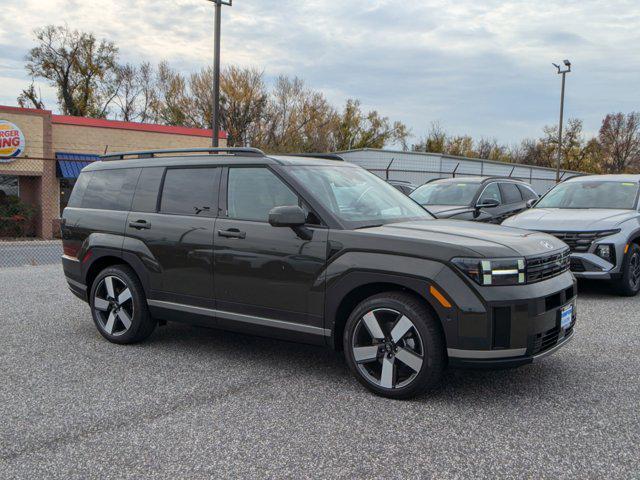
[{"xmin": 1, "ymin": 0, "xmax": 639, "ymax": 145}]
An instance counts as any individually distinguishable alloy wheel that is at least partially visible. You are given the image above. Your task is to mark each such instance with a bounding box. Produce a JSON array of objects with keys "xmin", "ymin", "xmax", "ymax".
[
  {"xmin": 93, "ymin": 276, "xmax": 134, "ymax": 336},
  {"xmin": 351, "ymin": 308, "xmax": 424, "ymax": 389}
]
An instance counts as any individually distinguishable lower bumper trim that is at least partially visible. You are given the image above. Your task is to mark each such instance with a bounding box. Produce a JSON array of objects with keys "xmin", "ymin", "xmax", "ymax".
[{"xmin": 447, "ymin": 347, "xmax": 526, "ymax": 360}]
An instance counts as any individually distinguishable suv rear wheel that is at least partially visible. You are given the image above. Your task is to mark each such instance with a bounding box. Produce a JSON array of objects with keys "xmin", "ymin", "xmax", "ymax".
[
  {"xmin": 90, "ymin": 265, "xmax": 156, "ymax": 344},
  {"xmin": 616, "ymin": 243, "xmax": 640, "ymax": 297},
  {"xmin": 343, "ymin": 292, "xmax": 446, "ymax": 399}
]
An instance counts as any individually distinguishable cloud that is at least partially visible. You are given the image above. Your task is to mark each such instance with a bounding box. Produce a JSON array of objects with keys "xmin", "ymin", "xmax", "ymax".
[{"xmin": 1, "ymin": 0, "xmax": 639, "ymax": 144}]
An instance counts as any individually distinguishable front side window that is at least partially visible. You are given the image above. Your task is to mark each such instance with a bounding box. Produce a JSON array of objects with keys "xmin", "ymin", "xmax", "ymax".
[
  {"xmin": 227, "ymin": 167, "xmax": 298, "ymax": 222},
  {"xmin": 410, "ymin": 181, "xmax": 480, "ymax": 206},
  {"xmin": 499, "ymin": 183, "xmax": 522, "ymax": 204},
  {"xmin": 288, "ymin": 165, "xmax": 431, "ymax": 228},
  {"xmin": 518, "ymin": 184, "xmax": 538, "ymax": 201},
  {"xmin": 478, "ymin": 183, "xmax": 502, "ymax": 204},
  {"xmin": 536, "ymin": 181, "xmax": 639, "ymax": 210},
  {"xmin": 160, "ymin": 168, "xmax": 219, "ymax": 216}
]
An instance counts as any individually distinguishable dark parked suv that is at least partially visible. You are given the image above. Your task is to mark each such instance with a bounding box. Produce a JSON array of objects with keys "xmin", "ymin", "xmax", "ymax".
[
  {"xmin": 61, "ymin": 148, "xmax": 576, "ymax": 399},
  {"xmin": 410, "ymin": 176, "xmax": 539, "ymax": 223}
]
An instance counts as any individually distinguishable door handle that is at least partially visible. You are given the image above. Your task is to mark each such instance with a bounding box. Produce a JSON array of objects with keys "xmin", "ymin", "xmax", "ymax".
[
  {"xmin": 218, "ymin": 228, "xmax": 246, "ymax": 239},
  {"xmin": 129, "ymin": 220, "xmax": 151, "ymax": 230}
]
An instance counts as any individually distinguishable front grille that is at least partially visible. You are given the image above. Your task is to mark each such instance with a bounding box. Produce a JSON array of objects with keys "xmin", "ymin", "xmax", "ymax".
[
  {"xmin": 543, "ymin": 230, "xmax": 620, "ymax": 253},
  {"xmin": 531, "ymin": 318, "xmax": 575, "ymax": 355},
  {"xmin": 532, "ymin": 326, "xmax": 560, "ymax": 355},
  {"xmin": 526, "ymin": 248, "xmax": 571, "ymax": 283}
]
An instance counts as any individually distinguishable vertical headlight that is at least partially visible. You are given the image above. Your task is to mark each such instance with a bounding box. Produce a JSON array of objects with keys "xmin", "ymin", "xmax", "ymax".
[{"xmin": 452, "ymin": 257, "xmax": 526, "ymax": 286}]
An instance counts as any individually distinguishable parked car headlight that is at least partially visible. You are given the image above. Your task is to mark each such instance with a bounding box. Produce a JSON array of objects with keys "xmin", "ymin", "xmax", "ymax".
[
  {"xmin": 595, "ymin": 244, "xmax": 616, "ymax": 264},
  {"xmin": 452, "ymin": 257, "xmax": 526, "ymax": 286}
]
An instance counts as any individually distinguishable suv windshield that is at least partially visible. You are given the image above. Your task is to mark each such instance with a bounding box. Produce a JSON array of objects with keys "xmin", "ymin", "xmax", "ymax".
[
  {"xmin": 410, "ymin": 182, "xmax": 480, "ymax": 206},
  {"xmin": 288, "ymin": 165, "xmax": 431, "ymax": 227},
  {"xmin": 536, "ymin": 181, "xmax": 639, "ymax": 209}
]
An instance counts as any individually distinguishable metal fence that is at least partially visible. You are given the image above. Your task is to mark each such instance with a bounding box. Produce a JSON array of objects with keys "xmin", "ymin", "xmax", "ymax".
[{"xmin": 337, "ymin": 148, "xmax": 581, "ymax": 194}]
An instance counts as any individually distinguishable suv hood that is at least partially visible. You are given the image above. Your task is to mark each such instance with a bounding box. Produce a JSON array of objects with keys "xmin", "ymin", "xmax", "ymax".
[
  {"xmin": 361, "ymin": 220, "xmax": 566, "ymax": 258},
  {"xmin": 503, "ymin": 208, "xmax": 636, "ymax": 231}
]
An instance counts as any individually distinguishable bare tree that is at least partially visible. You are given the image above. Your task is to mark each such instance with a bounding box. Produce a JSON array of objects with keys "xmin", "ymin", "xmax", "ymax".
[
  {"xmin": 17, "ymin": 83, "xmax": 46, "ymax": 110},
  {"xmin": 598, "ymin": 112, "xmax": 640, "ymax": 173},
  {"xmin": 22, "ymin": 25, "xmax": 119, "ymax": 117}
]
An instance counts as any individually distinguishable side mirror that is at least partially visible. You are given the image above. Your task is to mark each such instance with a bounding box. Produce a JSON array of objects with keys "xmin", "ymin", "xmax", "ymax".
[
  {"xmin": 476, "ymin": 198, "xmax": 500, "ymax": 209},
  {"xmin": 268, "ymin": 205, "xmax": 312, "ymax": 240},
  {"xmin": 269, "ymin": 205, "xmax": 306, "ymax": 227},
  {"xmin": 526, "ymin": 198, "xmax": 537, "ymax": 209}
]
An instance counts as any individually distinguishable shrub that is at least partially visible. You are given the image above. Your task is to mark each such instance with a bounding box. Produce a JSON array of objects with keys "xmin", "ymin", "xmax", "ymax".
[{"xmin": 0, "ymin": 194, "xmax": 38, "ymax": 237}]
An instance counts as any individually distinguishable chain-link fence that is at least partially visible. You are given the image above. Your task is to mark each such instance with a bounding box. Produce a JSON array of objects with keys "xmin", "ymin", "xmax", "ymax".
[
  {"xmin": 0, "ymin": 156, "xmax": 75, "ymax": 267},
  {"xmin": 338, "ymin": 148, "xmax": 581, "ymax": 194}
]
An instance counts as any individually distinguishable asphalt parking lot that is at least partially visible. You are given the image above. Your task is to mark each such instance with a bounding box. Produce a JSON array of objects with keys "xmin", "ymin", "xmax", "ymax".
[{"xmin": 1, "ymin": 265, "xmax": 639, "ymax": 479}]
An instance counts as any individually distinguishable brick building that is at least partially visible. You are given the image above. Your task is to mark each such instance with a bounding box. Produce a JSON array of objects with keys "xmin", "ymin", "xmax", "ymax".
[{"xmin": 0, "ymin": 105, "xmax": 226, "ymax": 239}]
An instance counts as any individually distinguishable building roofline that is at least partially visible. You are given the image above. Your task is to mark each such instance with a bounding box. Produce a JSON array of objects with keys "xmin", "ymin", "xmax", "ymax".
[
  {"xmin": 52, "ymin": 115, "xmax": 227, "ymax": 139},
  {"xmin": 0, "ymin": 105, "xmax": 52, "ymax": 116}
]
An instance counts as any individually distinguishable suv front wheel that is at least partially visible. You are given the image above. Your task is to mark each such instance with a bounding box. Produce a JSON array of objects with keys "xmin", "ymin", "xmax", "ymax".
[
  {"xmin": 343, "ymin": 292, "xmax": 446, "ymax": 399},
  {"xmin": 89, "ymin": 265, "xmax": 157, "ymax": 344},
  {"xmin": 616, "ymin": 243, "xmax": 640, "ymax": 296}
]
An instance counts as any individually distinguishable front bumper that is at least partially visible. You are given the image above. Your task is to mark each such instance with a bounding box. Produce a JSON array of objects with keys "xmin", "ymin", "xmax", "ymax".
[
  {"xmin": 437, "ymin": 268, "xmax": 577, "ymax": 368},
  {"xmin": 570, "ymin": 252, "xmax": 621, "ymax": 280}
]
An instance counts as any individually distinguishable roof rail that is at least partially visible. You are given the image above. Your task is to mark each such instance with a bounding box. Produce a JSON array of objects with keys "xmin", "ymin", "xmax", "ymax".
[
  {"xmin": 101, "ymin": 147, "xmax": 265, "ymax": 161},
  {"xmin": 290, "ymin": 153, "xmax": 345, "ymax": 161}
]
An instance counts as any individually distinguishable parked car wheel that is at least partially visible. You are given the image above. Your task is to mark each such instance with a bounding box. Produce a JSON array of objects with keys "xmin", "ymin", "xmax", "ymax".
[
  {"xmin": 343, "ymin": 292, "xmax": 446, "ymax": 399},
  {"xmin": 616, "ymin": 243, "xmax": 640, "ymax": 296},
  {"xmin": 89, "ymin": 265, "xmax": 156, "ymax": 344}
]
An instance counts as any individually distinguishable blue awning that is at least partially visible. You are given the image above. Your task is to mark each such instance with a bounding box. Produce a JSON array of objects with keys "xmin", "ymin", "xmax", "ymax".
[{"xmin": 56, "ymin": 152, "xmax": 100, "ymax": 179}]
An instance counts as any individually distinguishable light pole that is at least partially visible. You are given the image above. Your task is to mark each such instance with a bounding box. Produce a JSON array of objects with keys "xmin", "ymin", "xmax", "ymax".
[
  {"xmin": 206, "ymin": 0, "xmax": 232, "ymax": 147},
  {"xmin": 553, "ymin": 59, "xmax": 571, "ymax": 182}
]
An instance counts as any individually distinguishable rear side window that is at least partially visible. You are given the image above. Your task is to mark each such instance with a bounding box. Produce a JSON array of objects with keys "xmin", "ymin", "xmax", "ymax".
[
  {"xmin": 67, "ymin": 171, "xmax": 92, "ymax": 208},
  {"xmin": 160, "ymin": 168, "xmax": 220, "ymax": 216},
  {"xmin": 517, "ymin": 184, "xmax": 538, "ymax": 201},
  {"xmin": 132, "ymin": 167, "xmax": 164, "ymax": 212},
  {"xmin": 81, "ymin": 168, "xmax": 141, "ymax": 211},
  {"xmin": 227, "ymin": 167, "xmax": 298, "ymax": 222},
  {"xmin": 500, "ymin": 183, "xmax": 523, "ymax": 204}
]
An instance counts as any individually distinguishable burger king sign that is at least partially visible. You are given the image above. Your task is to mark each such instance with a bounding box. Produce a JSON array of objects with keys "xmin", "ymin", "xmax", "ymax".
[{"xmin": 0, "ymin": 120, "xmax": 26, "ymax": 162}]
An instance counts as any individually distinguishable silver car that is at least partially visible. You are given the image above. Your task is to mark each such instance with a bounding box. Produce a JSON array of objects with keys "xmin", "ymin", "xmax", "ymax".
[{"xmin": 503, "ymin": 174, "xmax": 640, "ymax": 296}]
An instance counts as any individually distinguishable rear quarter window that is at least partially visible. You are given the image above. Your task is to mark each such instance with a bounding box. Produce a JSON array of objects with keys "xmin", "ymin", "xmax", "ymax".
[
  {"xmin": 80, "ymin": 168, "xmax": 141, "ymax": 211},
  {"xmin": 67, "ymin": 171, "xmax": 92, "ymax": 208},
  {"xmin": 517, "ymin": 184, "xmax": 538, "ymax": 201}
]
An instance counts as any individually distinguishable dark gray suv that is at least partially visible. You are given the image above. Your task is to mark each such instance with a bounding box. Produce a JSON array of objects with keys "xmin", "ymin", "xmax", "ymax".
[
  {"xmin": 504, "ymin": 174, "xmax": 640, "ymax": 296},
  {"xmin": 61, "ymin": 148, "xmax": 576, "ymax": 399},
  {"xmin": 410, "ymin": 177, "xmax": 539, "ymax": 223}
]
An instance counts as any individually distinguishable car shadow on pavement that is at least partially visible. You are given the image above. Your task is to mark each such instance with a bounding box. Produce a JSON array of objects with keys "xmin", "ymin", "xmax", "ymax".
[{"xmin": 145, "ymin": 320, "xmax": 580, "ymax": 403}]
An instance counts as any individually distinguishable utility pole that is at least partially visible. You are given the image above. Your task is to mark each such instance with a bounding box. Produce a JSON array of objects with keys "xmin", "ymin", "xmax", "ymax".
[
  {"xmin": 553, "ymin": 59, "xmax": 571, "ymax": 182},
  {"xmin": 207, "ymin": 0, "xmax": 232, "ymax": 147}
]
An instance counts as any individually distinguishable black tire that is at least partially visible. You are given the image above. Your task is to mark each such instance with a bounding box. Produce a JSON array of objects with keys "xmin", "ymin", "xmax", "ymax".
[
  {"xmin": 89, "ymin": 265, "xmax": 156, "ymax": 344},
  {"xmin": 343, "ymin": 291, "xmax": 446, "ymax": 399},
  {"xmin": 616, "ymin": 243, "xmax": 640, "ymax": 297}
]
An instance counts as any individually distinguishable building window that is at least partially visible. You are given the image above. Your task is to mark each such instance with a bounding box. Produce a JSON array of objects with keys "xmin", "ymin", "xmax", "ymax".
[{"xmin": 0, "ymin": 175, "xmax": 19, "ymax": 197}]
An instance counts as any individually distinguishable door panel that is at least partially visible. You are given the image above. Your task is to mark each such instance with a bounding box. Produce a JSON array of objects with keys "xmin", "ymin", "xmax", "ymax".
[
  {"xmin": 214, "ymin": 219, "xmax": 328, "ymax": 325},
  {"xmin": 123, "ymin": 166, "xmax": 220, "ymax": 308},
  {"xmin": 214, "ymin": 166, "xmax": 328, "ymax": 330},
  {"xmin": 125, "ymin": 212, "xmax": 215, "ymax": 305}
]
